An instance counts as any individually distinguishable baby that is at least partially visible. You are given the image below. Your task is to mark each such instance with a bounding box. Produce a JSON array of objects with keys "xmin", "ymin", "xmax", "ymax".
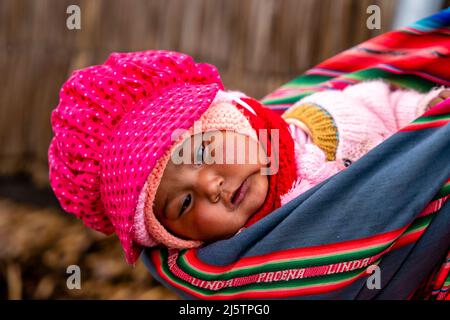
[{"xmin": 48, "ymin": 50, "xmax": 448, "ymax": 264}]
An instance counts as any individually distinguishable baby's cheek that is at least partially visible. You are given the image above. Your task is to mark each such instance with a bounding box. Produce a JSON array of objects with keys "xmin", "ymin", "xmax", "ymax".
[
  {"xmin": 251, "ymin": 174, "xmax": 269, "ymax": 205},
  {"xmin": 191, "ymin": 203, "xmax": 240, "ymax": 240}
]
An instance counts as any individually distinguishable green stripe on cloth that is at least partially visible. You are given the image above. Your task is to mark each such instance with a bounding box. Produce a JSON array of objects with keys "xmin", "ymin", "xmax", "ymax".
[
  {"xmin": 283, "ymin": 74, "xmax": 335, "ymax": 87},
  {"xmin": 433, "ymin": 181, "xmax": 450, "ymax": 200},
  {"xmin": 342, "ymin": 68, "xmax": 437, "ymax": 92},
  {"xmin": 413, "ymin": 114, "xmax": 450, "ymax": 124}
]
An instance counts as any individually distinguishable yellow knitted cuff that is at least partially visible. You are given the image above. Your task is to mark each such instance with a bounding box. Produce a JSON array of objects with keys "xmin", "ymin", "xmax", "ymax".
[{"xmin": 282, "ymin": 102, "xmax": 339, "ymax": 161}]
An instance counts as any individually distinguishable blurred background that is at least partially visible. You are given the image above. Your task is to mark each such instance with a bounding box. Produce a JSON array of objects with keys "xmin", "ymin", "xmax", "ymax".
[{"xmin": 0, "ymin": 0, "xmax": 448, "ymax": 299}]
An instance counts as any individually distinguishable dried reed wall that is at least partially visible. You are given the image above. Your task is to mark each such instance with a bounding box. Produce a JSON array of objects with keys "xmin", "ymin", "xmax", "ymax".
[{"xmin": 0, "ymin": 0, "xmax": 396, "ymax": 186}]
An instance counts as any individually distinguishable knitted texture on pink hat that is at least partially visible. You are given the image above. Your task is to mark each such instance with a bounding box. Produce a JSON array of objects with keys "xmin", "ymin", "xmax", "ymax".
[
  {"xmin": 48, "ymin": 50, "xmax": 223, "ymax": 264},
  {"xmin": 133, "ymin": 90, "xmax": 258, "ymax": 248}
]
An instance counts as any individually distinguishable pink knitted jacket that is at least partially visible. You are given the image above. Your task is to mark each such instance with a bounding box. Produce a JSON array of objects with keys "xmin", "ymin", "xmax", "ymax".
[{"xmin": 281, "ymin": 80, "xmax": 445, "ymax": 204}]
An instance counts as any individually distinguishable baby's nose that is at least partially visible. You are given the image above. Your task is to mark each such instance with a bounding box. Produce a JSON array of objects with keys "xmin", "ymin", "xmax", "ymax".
[{"xmin": 198, "ymin": 174, "xmax": 224, "ymax": 203}]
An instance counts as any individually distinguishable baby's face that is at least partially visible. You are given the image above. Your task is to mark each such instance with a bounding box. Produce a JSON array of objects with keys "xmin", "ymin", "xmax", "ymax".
[{"xmin": 153, "ymin": 130, "xmax": 269, "ymax": 243}]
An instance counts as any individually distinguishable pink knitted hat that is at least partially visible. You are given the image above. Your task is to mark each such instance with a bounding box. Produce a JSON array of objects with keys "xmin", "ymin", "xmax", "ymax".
[
  {"xmin": 48, "ymin": 50, "xmax": 224, "ymax": 264},
  {"xmin": 133, "ymin": 90, "xmax": 258, "ymax": 249}
]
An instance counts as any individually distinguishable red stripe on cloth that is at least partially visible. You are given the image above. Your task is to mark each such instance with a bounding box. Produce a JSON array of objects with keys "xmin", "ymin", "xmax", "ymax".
[
  {"xmin": 400, "ymin": 119, "xmax": 450, "ymax": 131},
  {"xmin": 422, "ymin": 99, "xmax": 450, "ymax": 117},
  {"xmin": 432, "ymin": 263, "xmax": 450, "ymax": 291},
  {"xmin": 390, "ymin": 228, "xmax": 426, "ymax": 250},
  {"xmin": 418, "ymin": 195, "xmax": 450, "ymax": 218},
  {"xmin": 314, "ymin": 30, "xmax": 450, "ymax": 82},
  {"xmin": 370, "ymin": 32, "xmax": 450, "ymax": 49}
]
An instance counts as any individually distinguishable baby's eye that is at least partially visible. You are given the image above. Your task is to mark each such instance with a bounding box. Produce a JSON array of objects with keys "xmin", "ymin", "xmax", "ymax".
[{"xmin": 179, "ymin": 194, "xmax": 192, "ymax": 216}]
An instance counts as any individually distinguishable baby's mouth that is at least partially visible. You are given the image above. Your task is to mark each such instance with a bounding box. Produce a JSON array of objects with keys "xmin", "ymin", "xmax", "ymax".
[{"xmin": 231, "ymin": 177, "xmax": 250, "ymax": 207}]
